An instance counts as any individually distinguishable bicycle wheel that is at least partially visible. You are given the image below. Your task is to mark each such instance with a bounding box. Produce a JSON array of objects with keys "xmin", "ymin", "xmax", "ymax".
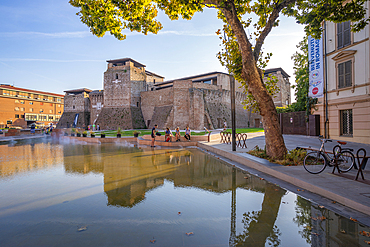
[
  {"xmin": 303, "ymin": 151, "xmax": 327, "ymax": 174},
  {"xmin": 336, "ymin": 150, "xmax": 355, "ymax": 173}
]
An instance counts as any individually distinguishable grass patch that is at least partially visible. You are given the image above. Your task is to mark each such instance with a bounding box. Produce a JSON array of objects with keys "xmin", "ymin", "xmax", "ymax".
[
  {"xmin": 247, "ymin": 145, "xmax": 307, "ymax": 166},
  {"xmin": 224, "ymin": 128, "xmax": 264, "ymax": 133},
  {"xmin": 92, "ymin": 129, "xmax": 207, "ymax": 137}
]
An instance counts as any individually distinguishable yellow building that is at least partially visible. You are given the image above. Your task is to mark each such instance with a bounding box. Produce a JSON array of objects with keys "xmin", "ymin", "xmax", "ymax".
[
  {"xmin": 315, "ymin": 10, "xmax": 370, "ymax": 144},
  {"xmin": 0, "ymin": 84, "xmax": 64, "ymax": 128}
]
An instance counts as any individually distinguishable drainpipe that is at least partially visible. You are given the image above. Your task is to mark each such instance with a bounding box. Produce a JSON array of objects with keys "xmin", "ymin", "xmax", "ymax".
[{"xmin": 324, "ymin": 21, "xmax": 329, "ymax": 139}]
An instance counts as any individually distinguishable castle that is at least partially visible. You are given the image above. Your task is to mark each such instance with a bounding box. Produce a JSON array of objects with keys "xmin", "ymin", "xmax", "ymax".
[{"xmin": 57, "ymin": 58, "xmax": 290, "ymax": 130}]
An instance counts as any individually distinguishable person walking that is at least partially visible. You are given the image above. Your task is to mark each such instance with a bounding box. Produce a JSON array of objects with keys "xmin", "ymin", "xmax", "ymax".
[
  {"xmin": 30, "ymin": 123, "xmax": 36, "ymax": 135},
  {"xmin": 151, "ymin": 124, "xmax": 158, "ymax": 147}
]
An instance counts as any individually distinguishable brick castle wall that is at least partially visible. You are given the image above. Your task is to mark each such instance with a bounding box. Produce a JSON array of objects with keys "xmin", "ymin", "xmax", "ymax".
[{"xmin": 141, "ymin": 80, "xmax": 249, "ymax": 130}]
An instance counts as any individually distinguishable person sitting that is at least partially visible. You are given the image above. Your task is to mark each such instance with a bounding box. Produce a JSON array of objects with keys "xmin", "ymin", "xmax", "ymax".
[
  {"xmin": 184, "ymin": 126, "xmax": 191, "ymax": 141},
  {"xmin": 175, "ymin": 127, "xmax": 181, "ymax": 142},
  {"xmin": 165, "ymin": 127, "xmax": 172, "ymax": 142}
]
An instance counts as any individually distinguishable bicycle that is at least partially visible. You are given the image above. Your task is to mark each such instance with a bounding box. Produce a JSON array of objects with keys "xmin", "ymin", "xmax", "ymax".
[{"xmin": 303, "ymin": 136, "xmax": 355, "ymax": 174}]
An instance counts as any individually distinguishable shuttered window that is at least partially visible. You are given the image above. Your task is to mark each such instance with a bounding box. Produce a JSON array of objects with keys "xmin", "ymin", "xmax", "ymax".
[
  {"xmin": 337, "ymin": 21, "xmax": 351, "ymax": 49},
  {"xmin": 338, "ymin": 60, "xmax": 352, "ymax": 88}
]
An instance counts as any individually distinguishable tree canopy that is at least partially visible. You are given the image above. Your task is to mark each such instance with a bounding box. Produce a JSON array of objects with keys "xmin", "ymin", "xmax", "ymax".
[
  {"xmin": 69, "ymin": 0, "xmax": 369, "ymax": 159},
  {"xmin": 70, "ymin": 0, "xmax": 369, "ymax": 40}
]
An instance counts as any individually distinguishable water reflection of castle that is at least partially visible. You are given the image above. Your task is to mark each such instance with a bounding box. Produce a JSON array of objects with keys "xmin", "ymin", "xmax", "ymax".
[{"xmin": 62, "ymin": 145, "xmax": 268, "ymax": 207}]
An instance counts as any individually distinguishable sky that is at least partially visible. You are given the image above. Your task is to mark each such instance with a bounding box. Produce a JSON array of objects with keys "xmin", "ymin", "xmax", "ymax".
[{"xmin": 0, "ymin": 0, "xmax": 305, "ymax": 99}]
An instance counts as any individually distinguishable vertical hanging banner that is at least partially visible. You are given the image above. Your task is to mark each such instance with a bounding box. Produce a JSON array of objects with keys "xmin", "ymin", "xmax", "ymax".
[{"xmin": 308, "ymin": 36, "xmax": 324, "ymax": 98}]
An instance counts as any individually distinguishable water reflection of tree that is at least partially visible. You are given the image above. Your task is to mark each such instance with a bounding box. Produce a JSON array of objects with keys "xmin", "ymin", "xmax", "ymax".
[
  {"xmin": 231, "ymin": 184, "xmax": 285, "ymax": 247},
  {"xmin": 293, "ymin": 196, "xmax": 312, "ymax": 244}
]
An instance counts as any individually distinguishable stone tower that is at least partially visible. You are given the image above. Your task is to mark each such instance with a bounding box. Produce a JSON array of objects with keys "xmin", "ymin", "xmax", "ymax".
[{"xmin": 95, "ymin": 58, "xmax": 147, "ymax": 129}]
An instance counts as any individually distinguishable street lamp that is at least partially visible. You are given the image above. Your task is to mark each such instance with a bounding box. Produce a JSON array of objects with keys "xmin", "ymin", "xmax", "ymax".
[{"xmin": 224, "ymin": 31, "xmax": 237, "ymax": 151}]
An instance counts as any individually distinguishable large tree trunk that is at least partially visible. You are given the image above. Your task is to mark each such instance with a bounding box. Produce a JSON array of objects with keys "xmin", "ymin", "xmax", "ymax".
[
  {"xmin": 221, "ymin": 1, "xmax": 287, "ymax": 159},
  {"xmin": 244, "ymin": 62, "xmax": 287, "ymax": 159}
]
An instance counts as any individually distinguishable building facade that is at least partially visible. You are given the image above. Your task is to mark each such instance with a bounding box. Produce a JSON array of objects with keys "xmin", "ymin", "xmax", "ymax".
[
  {"xmin": 314, "ymin": 5, "xmax": 370, "ymax": 144},
  {"xmin": 264, "ymin": 68, "xmax": 291, "ymax": 107},
  {"xmin": 0, "ymin": 85, "xmax": 64, "ymax": 128},
  {"xmin": 58, "ymin": 58, "xmax": 290, "ymax": 130}
]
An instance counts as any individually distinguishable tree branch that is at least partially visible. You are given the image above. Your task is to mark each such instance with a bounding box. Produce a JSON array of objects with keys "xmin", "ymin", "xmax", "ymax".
[
  {"xmin": 220, "ymin": 1, "xmax": 254, "ymax": 71},
  {"xmin": 253, "ymin": 0, "xmax": 297, "ymax": 61}
]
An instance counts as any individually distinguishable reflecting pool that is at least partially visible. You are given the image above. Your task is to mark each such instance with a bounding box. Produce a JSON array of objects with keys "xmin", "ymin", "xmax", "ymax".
[{"xmin": 0, "ymin": 139, "xmax": 369, "ymax": 247}]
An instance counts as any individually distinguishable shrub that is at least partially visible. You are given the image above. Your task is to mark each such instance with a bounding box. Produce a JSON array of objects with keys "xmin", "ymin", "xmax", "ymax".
[{"xmin": 247, "ymin": 146, "xmax": 306, "ymax": 166}]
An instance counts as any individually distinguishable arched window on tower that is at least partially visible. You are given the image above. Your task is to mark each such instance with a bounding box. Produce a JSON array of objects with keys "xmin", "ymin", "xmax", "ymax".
[{"xmin": 115, "ymin": 73, "xmax": 119, "ymax": 79}]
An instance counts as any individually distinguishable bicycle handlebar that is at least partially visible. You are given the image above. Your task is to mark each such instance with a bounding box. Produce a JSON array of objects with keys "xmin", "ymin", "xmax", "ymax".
[{"xmin": 318, "ymin": 136, "xmax": 332, "ymax": 143}]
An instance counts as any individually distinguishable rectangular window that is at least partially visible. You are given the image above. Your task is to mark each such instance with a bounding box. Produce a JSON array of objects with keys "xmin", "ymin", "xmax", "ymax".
[
  {"xmin": 26, "ymin": 114, "xmax": 38, "ymax": 121},
  {"xmin": 337, "ymin": 21, "xmax": 351, "ymax": 49},
  {"xmin": 19, "ymin": 92, "xmax": 27, "ymax": 98},
  {"xmin": 15, "ymin": 99, "xmax": 19, "ymax": 103},
  {"xmin": 338, "ymin": 60, "xmax": 352, "ymax": 88},
  {"xmin": 340, "ymin": 109, "xmax": 353, "ymax": 136},
  {"xmin": 15, "ymin": 114, "xmax": 19, "ymax": 118},
  {"xmin": 49, "ymin": 110, "xmax": 53, "ymax": 113},
  {"xmin": 21, "ymin": 114, "xmax": 25, "ymax": 118},
  {"xmin": 15, "ymin": 107, "xmax": 19, "ymax": 111},
  {"xmin": 30, "ymin": 108, "xmax": 33, "ymax": 112},
  {"xmin": 29, "ymin": 102, "xmax": 33, "ymax": 105},
  {"xmin": 20, "ymin": 107, "xmax": 25, "ymax": 111}
]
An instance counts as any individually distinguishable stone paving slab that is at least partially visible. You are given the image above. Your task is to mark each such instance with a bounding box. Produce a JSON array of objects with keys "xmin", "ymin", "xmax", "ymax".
[{"xmin": 198, "ymin": 133, "xmax": 370, "ymax": 217}]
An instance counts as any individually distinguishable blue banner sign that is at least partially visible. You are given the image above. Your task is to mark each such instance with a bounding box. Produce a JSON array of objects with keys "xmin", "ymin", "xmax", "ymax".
[{"xmin": 308, "ymin": 36, "xmax": 324, "ymax": 98}]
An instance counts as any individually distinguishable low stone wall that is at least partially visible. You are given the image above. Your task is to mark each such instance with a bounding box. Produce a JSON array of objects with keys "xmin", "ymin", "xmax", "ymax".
[
  {"xmin": 60, "ymin": 133, "xmax": 220, "ymax": 146},
  {"xmin": 61, "ymin": 136, "xmax": 137, "ymax": 143},
  {"xmin": 5, "ymin": 129, "xmax": 42, "ymax": 136}
]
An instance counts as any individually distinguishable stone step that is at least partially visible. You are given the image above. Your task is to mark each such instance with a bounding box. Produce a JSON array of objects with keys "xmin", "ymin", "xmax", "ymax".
[{"xmin": 137, "ymin": 137, "xmax": 197, "ymax": 147}]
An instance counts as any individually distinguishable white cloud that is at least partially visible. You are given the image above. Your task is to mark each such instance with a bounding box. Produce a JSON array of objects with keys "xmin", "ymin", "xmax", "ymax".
[
  {"xmin": 121, "ymin": 30, "xmax": 215, "ymax": 37},
  {"xmin": 0, "ymin": 58, "xmax": 101, "ymax": 63},
  {"xmin": 0, "ymin": 31, "xmax": 91, "ymax": 38},
  {"xmin": 157, "ymin": 30, "xmax": 215, "ymax": 37}
]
